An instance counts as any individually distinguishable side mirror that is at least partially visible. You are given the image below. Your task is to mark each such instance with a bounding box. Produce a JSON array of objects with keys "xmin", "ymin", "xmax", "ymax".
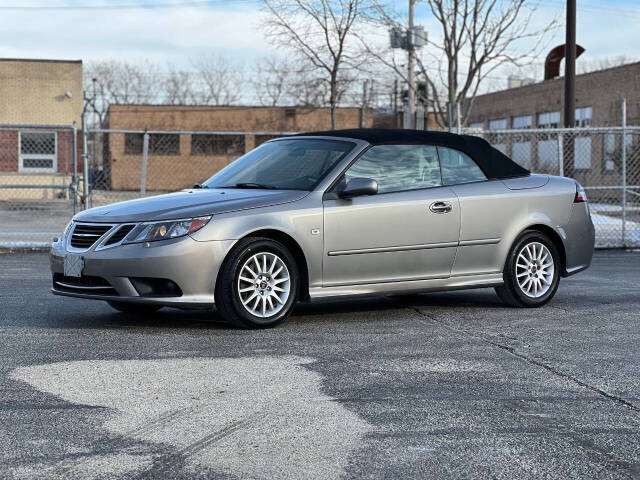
[{"xmin": 338, "ymin": 177, "xmax": 378, "ymax": 199}]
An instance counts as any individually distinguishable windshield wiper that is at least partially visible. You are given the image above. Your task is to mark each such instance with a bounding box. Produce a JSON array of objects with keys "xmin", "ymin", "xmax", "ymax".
[
  {"xmin": 223, "ymin": 183, "xmax": 277, "ymax": 190},
  {"xmin": 192, "ymin": 183, "xmax": 209, "ymax": 189}
]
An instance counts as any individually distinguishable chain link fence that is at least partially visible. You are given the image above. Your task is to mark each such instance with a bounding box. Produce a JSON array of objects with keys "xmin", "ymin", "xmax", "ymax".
[
  {"xmin": 0, "ymin": 124, "xmax": 79, "ymax": 247},
  {"xmin": 463, "ymin": 126, "xmax": 640, "ymax": 248},
  {"xmin": 2, "ymin": 124, "xmax": 639, "ymax": 249},
  {"xmin": 84, "ymin": 129, "xmax": 291, "ymax": 209}
]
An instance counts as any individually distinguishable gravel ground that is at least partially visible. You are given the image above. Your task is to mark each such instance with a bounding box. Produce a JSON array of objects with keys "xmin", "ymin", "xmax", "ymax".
[{"xmin": 0, "ymin": 251, "xmax": 638, "ymax": 479}]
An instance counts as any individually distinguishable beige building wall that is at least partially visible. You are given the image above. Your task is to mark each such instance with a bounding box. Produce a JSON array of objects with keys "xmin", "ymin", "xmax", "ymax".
[
  {"xmin": 107, "ymin": 105, "xmax": 373, "ymax": 191},
  {"xmin": 0, "ymin": 59, "xmax": 82, "ymax": 126}
]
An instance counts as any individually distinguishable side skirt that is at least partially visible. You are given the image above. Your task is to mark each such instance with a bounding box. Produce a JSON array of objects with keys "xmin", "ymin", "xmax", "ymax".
[{"xmin": 308, "ymin": 272, "xmax": 504, "ymax": 301}]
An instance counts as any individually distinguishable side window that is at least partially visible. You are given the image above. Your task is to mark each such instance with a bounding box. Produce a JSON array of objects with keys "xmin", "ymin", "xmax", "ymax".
[
  {"xmin": 342, "ymin": 145, "xmax": 441, "ymax": 194},
  {"xmin": 438, "ymin": 147, "xmax": 487, "ymax": 185}
]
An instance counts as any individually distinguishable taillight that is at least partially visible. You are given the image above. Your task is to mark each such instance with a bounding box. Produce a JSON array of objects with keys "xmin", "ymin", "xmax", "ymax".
[{"xmin": 574, "ymin": 184, "xmax": 587, "ymax": 203}]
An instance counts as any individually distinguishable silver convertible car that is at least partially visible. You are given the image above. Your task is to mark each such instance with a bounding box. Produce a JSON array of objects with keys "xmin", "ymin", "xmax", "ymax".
[{"xmin": 51, "ymin": 129, "xmax": 594, "ymax": 328}]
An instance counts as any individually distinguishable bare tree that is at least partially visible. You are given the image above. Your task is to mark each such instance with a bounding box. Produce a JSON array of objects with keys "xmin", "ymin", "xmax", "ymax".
[
  {"xmin": 363, "ymin": 0, "xmax": 558, "ymax": 128},
  {"xmin": 261, "ymin": 0, "xmax": 365, "ymax": 128},
  {"xmin": 84, "ymin": 60, "xmax": 161, "ymax": 127},
  {"xmin": 252, "ymin": 56, "xmax": 296, "ymax": 106},
  {"xmin": 577, "ymin": 55, "xmax": 636, "ymax": 74},
  {"xmin": 163, "ymin": 67, "xmax": 195, "ymax": 105},
  {"xmin": 192, "ymin": 55, "xmax": 243, "ymax": 106}
]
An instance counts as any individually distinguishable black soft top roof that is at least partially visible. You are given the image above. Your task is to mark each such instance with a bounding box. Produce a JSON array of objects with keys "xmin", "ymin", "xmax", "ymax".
[{"xmin": 296, "ymin": 128, "xmax": 529, "ymax": 180}]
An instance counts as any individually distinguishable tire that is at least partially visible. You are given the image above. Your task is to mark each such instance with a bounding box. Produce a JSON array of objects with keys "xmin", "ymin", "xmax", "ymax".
[
  {"xmin": 107, "ymin": 301, "xmax": 162, "ymax": 314},
  {"xmin": 215, "ymin": 237, "xmax": 299, "ymax": 328},
  {"xmin": 495, "ymin": 230, "xmax": 561, "ymax": 308}
]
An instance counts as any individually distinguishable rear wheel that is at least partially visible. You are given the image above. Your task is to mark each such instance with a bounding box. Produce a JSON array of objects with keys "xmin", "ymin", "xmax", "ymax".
[
  {"xmin": 215, "ymin": 237, "xmax": 299, "ymax": 328},
  {"xmin": 495, "ymin": 230, "xmax": 560, "ymax": 307},
  {"xmin": 107, "ymin": 301, "xmax": 162, "ymax": 314}
]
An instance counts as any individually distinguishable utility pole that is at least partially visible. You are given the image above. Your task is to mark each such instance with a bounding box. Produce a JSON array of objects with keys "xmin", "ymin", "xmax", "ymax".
[
  {"xmin": 563, "ymin": 0, "xmax": 576, "ymax": 178},
  {"xmin": 564, "ymin": 0, "xmax": 576, "ymax": 128},
  {"xmin": 389, "ymin": 2, "xmax": 425, "ymax": 129},
  {"xmin": 393, "ymin": 78, "xmax": 398, "ymax": 128},
  {"xmin": 407, "ymin": 0, "xmax": 416, "ymax": 129},
  {"xmin": 360, "ymin": 79, "xmax": 369, "ymax": 128}
]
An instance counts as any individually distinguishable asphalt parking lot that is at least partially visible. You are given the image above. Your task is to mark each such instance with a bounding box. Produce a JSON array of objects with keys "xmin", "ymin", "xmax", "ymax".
[{"xmin": 0, "ymin": 251, "xmax": 639, "ymax": 479}]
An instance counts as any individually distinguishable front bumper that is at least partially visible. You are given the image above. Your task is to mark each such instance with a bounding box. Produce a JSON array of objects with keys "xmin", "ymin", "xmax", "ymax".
[{"xmin": 50, "ymin": 236, "xmax": 236, "ymax": 307}]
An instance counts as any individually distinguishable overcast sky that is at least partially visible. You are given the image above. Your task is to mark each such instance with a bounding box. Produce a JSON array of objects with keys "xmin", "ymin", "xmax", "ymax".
[{"xmin": 0, "ymin": 0, "xmax": 638, "ymax": 83}]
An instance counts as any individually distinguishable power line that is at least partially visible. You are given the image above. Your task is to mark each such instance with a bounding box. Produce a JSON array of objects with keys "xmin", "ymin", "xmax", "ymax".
[
  {"xmin": 539, "ymin": 0, "xmax": 640, "ymax": 20},
  {"xmin": 0, "ymin": 0, "xmax": 257, "ymax": 10}
]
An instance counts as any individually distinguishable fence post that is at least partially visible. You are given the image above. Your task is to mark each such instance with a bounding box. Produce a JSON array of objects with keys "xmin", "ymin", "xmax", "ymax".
[
  {"xmin": 71, "ymin": 121, "xmax": 78, "ymax": 215},
  {"xmin": 557, "ymin": 133, "xmax": 564, "ymax": 177},
  {"xmin": 81, "ymin": 111, "xmax": 89, "ymax": 210},
  {"xmin": 141, "ymin": 132, "xmax": 149, "ymax": 197},
  {"xmin": 621, "ymin": 99, "xmax": 627, "ymax": 248}
]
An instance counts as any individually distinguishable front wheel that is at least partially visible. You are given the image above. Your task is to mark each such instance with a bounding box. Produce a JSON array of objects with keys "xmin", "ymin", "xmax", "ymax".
[
  {"xmin": 495, "ymin": 230, "xmax": 560, "ymax": 307},
  {"xmin": 215, "ymin": 237, "xmax": 299, "ymax": 328}
]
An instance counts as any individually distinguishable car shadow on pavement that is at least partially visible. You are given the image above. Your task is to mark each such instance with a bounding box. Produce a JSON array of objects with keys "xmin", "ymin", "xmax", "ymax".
[
  {"xmin": 291, "ymin": 288, "xmax": 506, "ymax": 318},
  {"xmin": 24, "ymin": 289, "xmax": 506, "ymax": 331}
]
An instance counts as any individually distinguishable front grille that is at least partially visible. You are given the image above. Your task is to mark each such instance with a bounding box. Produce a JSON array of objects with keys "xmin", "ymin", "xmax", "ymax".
[
  {"xmin": 70, "ymin": 223, "xmax": 113, "ymax": 249},
  {"xmin": 104, "ymin": 224, "xmax": 135, "ymax": 246},
  {"xmin": 53, "ymin": 273, "xmax": 118, "ymax": 296}
]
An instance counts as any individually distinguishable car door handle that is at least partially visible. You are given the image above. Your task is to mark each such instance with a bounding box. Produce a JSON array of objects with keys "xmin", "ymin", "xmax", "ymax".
[{"xmin": 429, "ymin": 201, "xmax": 452, "ymax": 214}]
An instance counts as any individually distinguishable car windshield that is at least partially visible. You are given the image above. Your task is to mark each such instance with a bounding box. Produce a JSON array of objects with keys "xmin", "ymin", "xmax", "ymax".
[{"xmin": 203, "ymin": 139, "xmax": 355, "ymax": 191}]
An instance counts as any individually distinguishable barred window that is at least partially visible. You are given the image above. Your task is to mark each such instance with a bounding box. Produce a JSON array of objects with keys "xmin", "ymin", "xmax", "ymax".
[
  {"xmin": 19, "ymin": 131, "xmax": 57, "ymax": 172},
  {"xmin": 191, "ymin": 134, "xmax": 245, "ymax": 155},
  {"xmin": 150, "ymin": 134, "xmax": 179, "ymax": 155},
  {"xmin": 124, "ymin": 133, "xmax": 143, "ymax": 154}
]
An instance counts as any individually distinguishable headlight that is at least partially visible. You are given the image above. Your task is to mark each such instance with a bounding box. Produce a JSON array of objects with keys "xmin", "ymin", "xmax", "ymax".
[
  {"xmin": 62, "ymin": 221, "xmax": 73, "ymax": 241},
  {"xmin": 123, "ymin": 216, "xmax": 211, "ymax": 244}
]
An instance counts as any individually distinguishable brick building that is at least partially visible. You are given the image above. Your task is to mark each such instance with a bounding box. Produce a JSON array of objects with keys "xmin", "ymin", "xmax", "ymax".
[
  {"xmin": 466, "ymin": 62, "xmax": 640, "ymax": 129},
  {"xmin": 464, "ymin": 62, "xmax": 640, "ymax": 187},
  {"xmin": 104, "ymin": 104, "xmax": 373, "ymax": 191},
  {"xmin": 0, "ymin": 58, "xmax": 82, "ymax": 175}
]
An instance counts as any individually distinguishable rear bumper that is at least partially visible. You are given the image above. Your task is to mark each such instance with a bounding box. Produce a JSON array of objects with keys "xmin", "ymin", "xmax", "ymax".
[
  {"xmin": 561, "ymin": 203, "xmax": 595, "ymax": 277},
  {"xmin": 50, "ymin": 236, "xmax": 236, "ymax": 307}
]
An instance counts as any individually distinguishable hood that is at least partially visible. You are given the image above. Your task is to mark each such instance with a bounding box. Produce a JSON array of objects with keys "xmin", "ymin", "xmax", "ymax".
[{"xmin": 74, "ymin": 188, "xmax": 309, "ymax": 223}]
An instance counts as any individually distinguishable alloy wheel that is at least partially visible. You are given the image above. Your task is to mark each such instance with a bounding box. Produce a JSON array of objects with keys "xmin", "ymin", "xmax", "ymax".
[
  {"xmin": 237, "ymin": 252, "xmax": 291, "ymax": 318},
  {"xmin": 515, "ymin": 241, "xmax": 555, "ymax": 298}
]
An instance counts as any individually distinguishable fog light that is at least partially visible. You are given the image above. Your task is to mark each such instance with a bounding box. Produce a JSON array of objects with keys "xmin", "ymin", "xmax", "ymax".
[{"xmin": 130, "ymin": 277, "xmax": 182, "ymax": 297}]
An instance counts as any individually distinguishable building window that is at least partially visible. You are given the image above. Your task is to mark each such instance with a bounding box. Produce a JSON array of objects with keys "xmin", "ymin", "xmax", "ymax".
[
  {"xmin": 467, "ymin": 121, "xmax": 484, "ymax": 130},
  {"xmin": 19, "ymin": 131, "xmax": 57, "ymax": 172},
  {"xmin": 124, "ymin": 133, "xmax": 143, "ymax": 154},
  {"xmin": 488, "ymin": 118, "xmax": 507, "ymax": 130},
  {"xmin": 603, "ymin": 133, "xmax": 615, "ymax": 171},
  {"xmin": 150, "ymin": 134, "xmax": 179, "ymax": 155},
  {"xmin": 574, "ymin": 137, "xmax": 591, "ymax": 170},
  {"xmin": 487, "ymin": 119, "xmax": 507, "ymax": 154},
  {"xmin": 191, "ymin": 134, "xmax": 245, "ymax": 155},
  {"xmin": 512, "ymin": 115, "xmax": 532, "ymax": 129},
  {"xmin": 575, "ymin": 107, "xmax": 592, "ymax": 127},
  {"xmin": 537, "ymin": 111, "xmax": 560, "ymax": 128}
]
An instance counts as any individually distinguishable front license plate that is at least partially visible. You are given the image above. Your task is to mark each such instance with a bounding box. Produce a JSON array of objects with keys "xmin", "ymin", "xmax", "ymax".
[{"xmin": 64, "ymin": 254, "xmax": 84, "ymax": 278}]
